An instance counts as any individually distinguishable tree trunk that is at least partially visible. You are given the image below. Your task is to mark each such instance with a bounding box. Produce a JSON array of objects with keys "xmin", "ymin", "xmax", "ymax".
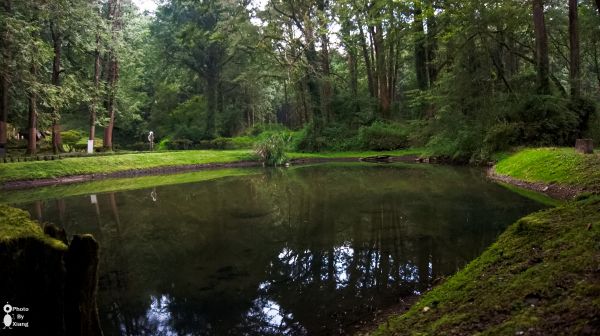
[
  {"xmin": 317, "ymin": 0, "xmax": 332, "ymax": 123},
  {"xmin": 0, "ymin": 0, "xmax": 12, "ymax": 156},
  {"xmin": 425, "ymin": 0, "xmax": 438, "ymax": 86},
  {"xmin": 358, "ymin": 23, "xmax": 376, "ymax": 99},
  {"xmin": 205, "ymin": 63, "xmax": 218, "ymax": 139},
  {"xmin": 414, "ymin": 2, "xmax": 428, "ymax": 90},
  {"xmin": 51, "ymin": 21, "xmax": 63, "ymax": 154},
  {"xmin": 27, "ymin": 63, "xmax": 38, "ymax": 155},
  {"xmin": 103, "ymin": 0, "xmax": 120, "ymax": 151},
  {"xmin": 533, "ymin": 0, "xmax": 550, "ymax": 94},
  {"xmin": 89, "ymin": 1, "xmax": 101, "ymax": 152},
  {"xmin": 569, "ymin": 0, "xmax": 580, "ymax": 98},
  {"xmin": 374, "ymin": 24, "xmax": 390, "ymax": 118}
]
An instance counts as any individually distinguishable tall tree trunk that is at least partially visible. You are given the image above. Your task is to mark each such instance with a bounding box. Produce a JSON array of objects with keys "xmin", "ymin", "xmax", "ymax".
[
  {"xmin": 0, "ymin": 0, "xmax": 12, "ymax": 156},
  {"xmin": 425, "ymin": 0, "xmax": 438, "ymax": 86},
  {"xmin": 569, "ymin": 0, "xmax": 580, "ymax": 98},
  {"xmin": 50, "ymin": 21, "xmax": 63, "ymax": 154},
  {"xmin": 533, "ymin": 0, "xmax": 550, "ymax": 94},
  {"xmin": 27, "ymin": 63, "xmax": 38, "ymax": 155},
  {"xmin": 374, "ymin": 24, "xmax": 390, "ymax": 118},
  {"xmin": 414, "ymin": 2, "xmax": 428, "ymax": 90},
  {"xmin": 205, "ymin": 59, "xmax": 218, "ymax": 139},
  {"xmin": 104, "ymin": 0, "xmax": 121, "ymax": 151},
  {"xmin": 317, "ymin": 0, "xmax": 332, "ymax": 123},
  {"xmin": 89, "ymin": 1, "xmax": 101, "ymax": 152},
  {"xmin": 358, "ymin": 23, "xmax": 376, "ymax": 99}
]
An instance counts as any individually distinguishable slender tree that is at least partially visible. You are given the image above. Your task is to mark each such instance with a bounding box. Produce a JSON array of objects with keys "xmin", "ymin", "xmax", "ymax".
[
  {"xmin": 50, "ymin": 19, "xmax": 63, "ymax": 154},
  {"xmin": 532, "ymin": 0, "xmax": 550, "ymax": 93},
  {"xmin": 89, "ymin": 0, "xmax": 101, "ymax": 152},
  {"xmin": 0, "ymin": 0, "xmax": 12, "ymax": 156},
  {"xmin": 26, "ymin": 62, "xmax": 38, "ymax": 155},
  {"xmin": 569, "ymin": 0, "xmax": 580, "ymax": 97},
  {"xmin": 104, "ymin": 0, "xmax": 121, "ymax": 150}
]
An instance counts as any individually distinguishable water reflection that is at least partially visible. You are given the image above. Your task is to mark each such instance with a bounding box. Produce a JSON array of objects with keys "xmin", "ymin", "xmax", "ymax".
[{"xmin": 15, "ymin": 164, "xmax": 546, "ymax": 335}]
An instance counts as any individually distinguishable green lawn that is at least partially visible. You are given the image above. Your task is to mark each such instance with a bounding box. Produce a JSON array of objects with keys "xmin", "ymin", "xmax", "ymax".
[
  {"xmin": 0, "ymin": 149, "xmax": 422, "ymax": 184},
  {"xmin": 494, "ymin": 147, "xmax": 600, "ymax": 190}
]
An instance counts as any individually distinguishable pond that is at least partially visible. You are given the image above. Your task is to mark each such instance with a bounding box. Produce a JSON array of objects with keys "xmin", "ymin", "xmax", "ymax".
[{"xmin": 12, "ymin": 163, "xmax": 545, "ymax": 335}]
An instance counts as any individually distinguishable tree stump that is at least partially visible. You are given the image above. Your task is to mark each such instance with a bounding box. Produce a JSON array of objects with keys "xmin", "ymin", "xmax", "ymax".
[{"xmin": 575, "ymin": 139, "xmax": 594, "ymax": 154}]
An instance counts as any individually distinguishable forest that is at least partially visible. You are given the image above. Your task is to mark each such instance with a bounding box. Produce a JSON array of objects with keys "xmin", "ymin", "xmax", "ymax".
[{"xmin": 1, "ymin": 0, "xmax": 599, "ymax": 162}]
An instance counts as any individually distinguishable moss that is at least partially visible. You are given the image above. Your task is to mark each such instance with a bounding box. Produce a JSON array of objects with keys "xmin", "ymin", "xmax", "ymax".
[
  {"xmin": 494, "ymin": 147, "xmax": 600, "ymax": 190},
  {"xmin": 371, "ymin": 198, "xmax": 600, "ymax": 335},
  {"xmin": 0, "ymin": 205, "xmax": 66, "ymax": 250}
]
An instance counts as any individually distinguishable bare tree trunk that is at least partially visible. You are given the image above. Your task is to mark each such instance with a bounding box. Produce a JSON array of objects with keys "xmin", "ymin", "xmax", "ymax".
[
  {"xmin": 317, "ymin": 0, "xmax": 332, "ymax": 123},
  {"xmin": 533, "ymin": 0, "xmax": 550, "ymax": 93},
  {"xmin": 414, "ymin": 2, "xmax": 428, "ymax": 90},
  {"xmin": 89, "ymin": 1, "xmax": 101, "ymax": 152},
  {"xmin": 426, "ymin": 0, "xmax": 438, "ymax": 86},
  {"xmin": 374, "ymin": 24, "xmax": 390, "ymax": 118},
  {"xmin": 0, "ymin": 0, "xmax": 12, "ymax": 156},
  {"xmin": 104, "ymin": 0, "xmax": 121, "ymax": 151},
  {"xmin": 358, "ymin": 23, "xmax": 376, "ymax": 99},
  {"xmin": 50, "ymin": 21, "xmax": 63, "ymax": 154},
  {"xmin": 569, "ymin": 0, "xmax": 580, "ymax": 97},
  {"xmin": 27, "ymin": 63, "xmax": 38, "ymax": 155}
]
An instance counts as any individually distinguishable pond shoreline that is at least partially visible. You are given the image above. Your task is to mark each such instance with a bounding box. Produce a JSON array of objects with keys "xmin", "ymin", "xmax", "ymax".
[
  {"xmin": 1, "ymin": 154, "xmax": 420, "ymax": 191},
  {"xmin": 486, "ymin": 168, "xmax": 583, "ymax": 200}
]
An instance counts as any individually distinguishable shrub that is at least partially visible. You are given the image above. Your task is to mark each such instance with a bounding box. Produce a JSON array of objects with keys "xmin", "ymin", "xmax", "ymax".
[
  {"xmin": 512, "ymin": 95, "xmax": 579, "ymax": 146},
  {"xmin": 358, "ymin": 121, "xmax": 409, "ymax": 150},
  {"xmin": 60, "ymin": 130, "xmax": 83, "ymax": 145},
  {"xmin": 292, "ymin": 122, "xmax": 327, "ymax": 152},
  {"xmin": 254, "ymin": 133, "xmax": 289, "ymax": 166}
]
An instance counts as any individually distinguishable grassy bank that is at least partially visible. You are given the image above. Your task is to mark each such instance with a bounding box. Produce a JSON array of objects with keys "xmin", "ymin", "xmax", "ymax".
[
  {"xmin": 494, "ymin": 147, "xmax": 600, "ymax": 190},
  {"xmin": 371, "ymin": 147, "xmax": 600, "ymax": 335},
  {"xmin": 372, "ymin": 196, "xmax": 600, "ymax": 335},
  {"xmin": 0, "ymin": 149, "xmax": 421, "ymax": 184}
]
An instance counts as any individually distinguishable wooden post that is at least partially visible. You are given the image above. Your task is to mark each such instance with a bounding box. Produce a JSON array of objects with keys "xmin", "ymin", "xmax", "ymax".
[{"xmin": 575, "ymin": 139, "xmax": 594, "ymax": 154}]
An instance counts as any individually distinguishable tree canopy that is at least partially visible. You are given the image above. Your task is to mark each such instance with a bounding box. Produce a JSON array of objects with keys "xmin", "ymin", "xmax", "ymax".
[{"xmin": 1, "ymin": 0, "xmax": 599, "ymax": 160}]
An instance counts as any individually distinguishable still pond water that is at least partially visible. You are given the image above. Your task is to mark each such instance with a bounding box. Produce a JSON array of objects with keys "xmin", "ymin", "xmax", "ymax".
[{"xmin": 15, "ymin": 163, "xmax": 545, "ymax": 335}]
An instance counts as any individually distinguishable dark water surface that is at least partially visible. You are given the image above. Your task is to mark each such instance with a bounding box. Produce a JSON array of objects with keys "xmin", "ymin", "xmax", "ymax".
[{"xmin": 14, "ymin": 163, "xmax": 545, "ymax": 335}]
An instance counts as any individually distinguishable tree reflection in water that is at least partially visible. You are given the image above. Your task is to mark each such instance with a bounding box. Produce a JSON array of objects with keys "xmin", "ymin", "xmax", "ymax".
[{"xmin": 18, "ymin": 164, "xmax": 546, "ymax": 335}]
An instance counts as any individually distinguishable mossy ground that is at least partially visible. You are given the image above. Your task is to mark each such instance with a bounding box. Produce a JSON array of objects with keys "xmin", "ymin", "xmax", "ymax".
[
  {"xmin": 0, "ymin": 205, "xmax": 66, "ymax": 250},
  {"xmin": 494, "ymin": 148, "xmax": 600, "ymax": 190},
  {"xmin": 372, "ymin": 197, "xmax": 600, "ymax": 335}
]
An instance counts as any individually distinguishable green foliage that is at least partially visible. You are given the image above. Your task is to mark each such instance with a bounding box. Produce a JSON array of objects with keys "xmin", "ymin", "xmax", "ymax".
[
  {"xmin": 254, "ymin": 133, "xmax": 289, "ymax": 166},
  {"xmin": 512, "ymin": 95, "xmax": 579, "ymax": 146},
  {"xmin": 59, "ymin": 130, "xmax": 83, "ymax": 145},
  {"xmin": 358, "ymin": 121, "xmax": 409, "ymax": 151}
]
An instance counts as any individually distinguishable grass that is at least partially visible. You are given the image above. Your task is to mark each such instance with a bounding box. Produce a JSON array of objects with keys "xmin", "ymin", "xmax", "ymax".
[
  {"xmin": 0, "ymin": 168, "xmax": 261, "ymax": 204},
  {"xmin": 0, "ymin": 204, "xmax": 66, "ymax": 250},
  {"xmin": 494, "ymin": 147, "xmax": 600, "ymax": 190},
  {"xmin": 0, "ymin": 148, "xmax": 422, "ymax": 183},
  {"xmin": 371, "ymin": 196, "xmax": 600, "ymax": 335}
]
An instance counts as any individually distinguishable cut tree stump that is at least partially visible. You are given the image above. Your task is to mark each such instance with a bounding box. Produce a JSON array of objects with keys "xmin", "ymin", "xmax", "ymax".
[{"xmin": 575, "ymin": 139, "xmax": 594, "ymax": 154}]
